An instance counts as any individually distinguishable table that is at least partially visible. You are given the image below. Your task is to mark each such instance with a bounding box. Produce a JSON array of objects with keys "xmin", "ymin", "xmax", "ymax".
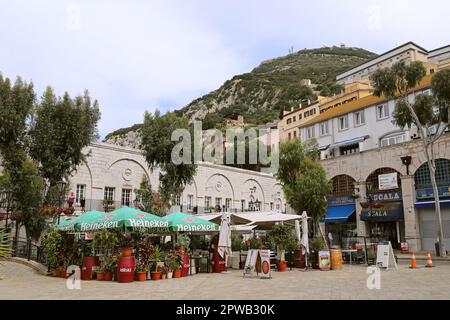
[
  {"xmin": 341, "ymin": 249, "xmax": 357, "ymax": 265},
  {"xmin": 190, "ymin": 254, "xmax": 211, "ymax": 274}
]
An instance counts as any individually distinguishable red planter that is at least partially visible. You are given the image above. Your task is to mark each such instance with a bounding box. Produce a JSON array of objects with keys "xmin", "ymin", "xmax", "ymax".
[
  {"xmin": 104, "ymin": 272, "xmax": 113, "ymax": 281},
  {"xmin": 277, "ymin": 261, "xmax": 287, "ymax": 272},
  {"xmin": 212, "ymin": 247, "xmax": 226, "ymax": 273},
  {"xmin": 181, "ymin": 254, "xmax": 190, "ymax": 277},
  {"xmin": 136, "ymin": 271, "xmax": 147, "ymax": 281},
  {"xmin": 96, "ymin": 271, "xmax": 105, "ymax": 281},
  {"xmin": 173, "ymin": 269, "xmax": 181, "ymax": 278},
  {"xmin": 117, "ymin": 256, "xmax": 135, "ymax": 283},
  {"xmin": 82, "ymin": 256, "xmax": 100, "ymax": 280},
  {"xmin": 151, "ymin": 272, "xmax": 161, "ymax": 280},
  {"xmin": 121, "ymin": 247, "xmax": 133, "ymax": 257}
]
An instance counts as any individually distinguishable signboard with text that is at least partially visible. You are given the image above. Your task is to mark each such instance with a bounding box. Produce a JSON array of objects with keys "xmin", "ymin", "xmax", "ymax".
[
  {"xmin": 416, "ymin": 186, "xmax": 450, "ymax": 200},
  {"xmin": 378, "ymin": 173, "xmax": 398, "ymax": 190}
]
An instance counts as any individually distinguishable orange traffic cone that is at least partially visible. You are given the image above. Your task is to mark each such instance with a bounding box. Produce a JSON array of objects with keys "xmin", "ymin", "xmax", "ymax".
[
  {"xmin": 425, "ymin": 252, "xmax": 434, "ymax": 268},
  {"xmin": 410, "ymin": 252, "xmax": 417, "ymax": 269}
]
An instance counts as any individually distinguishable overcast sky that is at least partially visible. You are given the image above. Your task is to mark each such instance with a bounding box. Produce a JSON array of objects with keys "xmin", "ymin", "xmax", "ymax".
[{"xmin": 1, "ymin": 0, "xmax": 449, "ymax": 138}]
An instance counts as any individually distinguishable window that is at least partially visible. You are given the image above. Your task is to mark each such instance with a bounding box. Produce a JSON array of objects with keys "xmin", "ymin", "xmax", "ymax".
[
  {"xmin": 319, "ymin": 121, "xmax": 329, "ymax": 136},
  {"xmin": 293, "ymin": 116, "xmax": 296, "ymax": 122},
  {"xmin": 215, "ymin": 197, "xmax": 222, "ymax": 208},
  {"xmin": 293, "ymin": 130, "xmax": 297, "ymax": 139},
  {"xmin": 287, "ymin": 118, "xmax": 292, "ymax": 124},
  {"xmin": 174, "ymin": 195, "xmax": 181, "ymax": 206},
  {"xmin": 270, "ymin": 202, "xmax": 274, "ymax": 211},
  {"xmin": 380, "ymin": 133, "xmax": 405, "ymax": 147},
  {"xmin": 241, "ymin": 200, "xmax": 245, "ymax": 212},
  {"xmin": 340, "ymin": 144, "xmax": 359, "ymax": 156},
  {"xmin": 76, "ymin": 184, "xmax": 86, "ymax": 205},
  {"xmin": 121, "ymin": 189, "xmax": 131, "ymax": 206},
  {"xmin": 338, "ymin": 115, "xmax": 349, "ymax": 131},
  {"xmin": 187, "ymin": 195, "xmax": 193, "ymax": 211},
  {"xmin": 354, "ymin": 110, "xmax": 366, "ymax": 126},
  {"xmin": 376, "ymin": 104, "xmax": 389, "ymax": 120},
  {"xmin": 205, "ymin": 196, "xmax": 211, "ymax": 209},
  {"xmin": 415, "ymin": 159, "xmax": 450, "ymax": 189},
  {"xmin": 299, "ymin": 113, "xmax": 302, "ymax": 120},
  {"xmin": 225, "ymin": 198, "xmax": 232, "ymax": 211},
  {"xmin": 104, "ymin": 187, "xmax": 115, "ymax": 201},
  {"xmin": 306, "ymin": 126, "xmax": 315, "ymax": 140},
  {"xmin": 288, "ymin": 132, "xmax": 291, "ymax": 140},
  {"xmin": 305, "ymin": 111, "xmax": 310, "ymax": 117}
]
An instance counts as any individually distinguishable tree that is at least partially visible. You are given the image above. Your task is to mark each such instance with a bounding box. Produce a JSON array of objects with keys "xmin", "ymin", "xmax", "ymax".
[
  {"xmin": 134, "ymin": 175, "xmax": 154, "ymax": 213},
  {"xmin": 276, "ymin": 140, "xmax": 330, "ymax": 233},
  {"xmin": 371, "ymin": 63, "xmax": 450, "ymax": 257},
  {"xmin": 141, "ymin": 110, "xmax": 197, "ymax": 211},
  {"xmin": 29, "ymin": 87, "xmax": 100, "ymax": 200}
]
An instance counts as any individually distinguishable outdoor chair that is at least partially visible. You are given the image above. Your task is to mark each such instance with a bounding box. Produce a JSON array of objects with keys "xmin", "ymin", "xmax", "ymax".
[{"xmin": 353, "ymin": 249, "xmax": 366, "ymax": 264}]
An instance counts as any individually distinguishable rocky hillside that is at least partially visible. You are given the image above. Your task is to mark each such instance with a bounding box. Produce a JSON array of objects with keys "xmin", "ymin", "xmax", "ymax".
[{"xmin": 104, "ymin": 46, "xmax": 377, "ymax": 147}]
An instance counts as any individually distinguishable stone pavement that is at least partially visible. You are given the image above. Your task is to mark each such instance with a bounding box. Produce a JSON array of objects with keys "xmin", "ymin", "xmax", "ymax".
[{"xmin": 1, "ymin": 261, "xmax": 450, "ymax": 300}]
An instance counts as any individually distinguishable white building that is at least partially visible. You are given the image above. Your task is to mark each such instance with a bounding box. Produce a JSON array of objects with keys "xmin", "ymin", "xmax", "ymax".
[{"xmin": 68, "ymin": 143, "xmax": 288, "ymax": 215}]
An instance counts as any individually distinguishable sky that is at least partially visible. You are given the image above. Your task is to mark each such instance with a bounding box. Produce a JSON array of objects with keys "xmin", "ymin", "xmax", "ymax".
[{"xmin": 1, "ymin": 0, "xmax": 449, "ymax": 138}]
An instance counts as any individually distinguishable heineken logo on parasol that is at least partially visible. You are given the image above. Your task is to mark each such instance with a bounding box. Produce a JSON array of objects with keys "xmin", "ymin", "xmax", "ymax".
[
  {"xmin": 176, "ymin": 224, "xmax": 218, "ymax": 232},
  {"xmin": 128, "ymin": 219, "xmax": 169, "ymax": 228},
  {"xmin": 80, "ymin": 221, "xmax": 119, "ymax": 231}
]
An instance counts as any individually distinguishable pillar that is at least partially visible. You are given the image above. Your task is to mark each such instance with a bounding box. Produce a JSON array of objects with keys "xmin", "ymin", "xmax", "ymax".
[
  {"xmin": 355, "ymin": 181, "xmax": 368, "ymax": 237},
  {"xmin": 401, "ymin": 175, "xmax": 421, "ymax": 252}
]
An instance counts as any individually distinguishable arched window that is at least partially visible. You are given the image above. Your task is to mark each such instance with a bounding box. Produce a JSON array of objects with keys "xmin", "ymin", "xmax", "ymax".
[
  {"xmin": 330, "ymin": 175, "xmax": 356, "ymax": 196},
  {"xmin": 414, "ymin": 159, "xmax": 450, "ymax": 189},
  {"xmin": 366, "ymin": 168, "xmax": 402, "ymax": 192}
]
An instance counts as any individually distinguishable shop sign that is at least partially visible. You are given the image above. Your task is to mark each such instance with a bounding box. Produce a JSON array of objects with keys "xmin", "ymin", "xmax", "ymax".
[
  {"xmin": 361, "ymin": 202, "xmax": 404, "ymax": 222},
  {"xmin": 327, "ymin": 196, "xmax": 355, "ymax": 206},
  {"xmin": 318, "ymin": 250, "xmax": 331, "ymax": 271},
  {"xmin": 378, "ymin": 173, "xmax": 398, "ymax": 190},
  {"xmin": 368, "ymin": 191, "xmax": 402, "ymax": 203},
  {"xmin": 416, "ymin": 186, "xmax": 450, "ymax": 200},
  {"xmin": 258, "ymin": 250, "xmax": 271, "ymax": 279}
]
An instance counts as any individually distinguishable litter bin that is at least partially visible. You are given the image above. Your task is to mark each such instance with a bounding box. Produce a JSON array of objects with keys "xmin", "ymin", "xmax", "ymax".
[{"xmin": 435, "ymin": 242, "xmax": 440, "ymax": 257}]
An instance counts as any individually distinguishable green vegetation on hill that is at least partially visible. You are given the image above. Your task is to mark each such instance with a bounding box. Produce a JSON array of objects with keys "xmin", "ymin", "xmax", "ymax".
[{"xmin": 104, "ymin": 46, "xmax": 377, "ymax": 140}]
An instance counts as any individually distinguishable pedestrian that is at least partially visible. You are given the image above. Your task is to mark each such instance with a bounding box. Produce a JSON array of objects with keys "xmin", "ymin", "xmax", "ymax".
[
  {"xmin": 328, "ymin": 231, "xmax": 333, "ymax": 246},
  {"xmin": 68, "ymin": 192, "xmax": 75, "ymax": 208}
]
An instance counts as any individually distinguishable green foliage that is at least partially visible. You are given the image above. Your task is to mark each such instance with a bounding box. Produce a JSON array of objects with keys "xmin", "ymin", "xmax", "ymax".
[
  {"xmin": 135, "ymin": 240, "xmax": 154, "ymax": 272},
  {"xmin": 41, "ymin": 228, "xmax": 63, "ymax": 269},
  {"xmin": 175, "ymin": 233, "xmax": 191, "ymax": 249},
  {"xmin": 276, "ymin": 140, "xmax": 330, "ymax": 228},
  {"xmin": 29, "ymin": 87, "xmax": 101, "ymax": 188},
  {"xmin": 310, "ymin": 237, "xmax": 326, "ymax": 252},
  {"xmin": 141, "ymin": 110, "xmax": 197, "ymax": 208},
  {"xmin": 231, "ymin": 233, "xmax": 243, "ymax": 251},
  {"xmin": 267, "ymin": 224, "xmax": 297, "ymax": 255},
  {"xmin": 242, "ymin": 237, "xmax": 265, "ymax": 250},
  {"xmin": 0, "ymin": 230, "xmax": 13, "ymax": 259},
  {"xmin": 150, "ymin": 245, "xmax": 163, "ymax": 272},
  {"xmin": 134, "ymin": 175, "xmax": 153, "ymax": 213}
]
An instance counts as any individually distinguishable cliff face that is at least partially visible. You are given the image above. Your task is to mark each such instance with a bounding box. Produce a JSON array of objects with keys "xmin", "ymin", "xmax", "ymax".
[{"xmin": 104, "ymin": 46, "xmax": 377, "ymax": 148}]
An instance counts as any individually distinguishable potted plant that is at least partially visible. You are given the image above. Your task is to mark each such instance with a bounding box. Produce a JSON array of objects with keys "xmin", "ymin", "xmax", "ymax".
[
  {"xmin": 159, "ymin": 265, "xmax": 168, "ymax": 280},
  {"xmin": 64, "ymin": 207, "xmax": 75, "ymax": 215},
  {"xmin": 169, "ymin": 249, "xmax": 184, "ymax": 278},
  {"xmin": 150, "ymin": 245, "xmax": 163, "ymax": 280},
  {"xmin": 267, "ymin": 224, "xmax": 297, "ymax": 272},
  {"xmin": 102, "ymin": 199, "xmax": 115, "ymax": 212},
  {"xmin": 310, "ymin": 237, "xmax": 326, "ymax": 269},
  {"xmin": 135, "ymin": 241, "xmax": 153, "ymax": 281},
  {"xmin": 102, "ymin": 253, "xmax": 119, "ymax": 281},
  {"xmin": 118, "ymin": 234, "xmax": 134, "ymax": 257},
  {"xmin": 41, "ymin": 228, "xmax": 63, "ymax": 276}
]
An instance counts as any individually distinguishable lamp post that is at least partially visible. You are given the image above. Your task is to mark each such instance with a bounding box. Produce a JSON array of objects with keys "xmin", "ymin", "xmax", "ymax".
[
  {"xmin": 401, "ymin": 156, "xmax": 412, "ymax": 175},
  {"xmin": 57, "ymin": 180, "xmax": 67, "ymax": 225}
]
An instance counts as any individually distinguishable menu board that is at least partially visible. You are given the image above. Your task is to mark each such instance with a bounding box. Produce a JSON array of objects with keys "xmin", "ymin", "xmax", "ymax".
[
  {"xmin": 318, "ymin": 250, "xmax": 331, "ymax": 271},
  {"xmin": 258, "ymin": 250, "xmax": 272, "ymax": 279}
]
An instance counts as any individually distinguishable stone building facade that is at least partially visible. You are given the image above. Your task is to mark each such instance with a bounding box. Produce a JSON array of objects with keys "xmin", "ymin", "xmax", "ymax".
[
  {"xmin": 68, "ymin": 142, "xmax": 288, "ymax": 216},
  {"xmin": 321, "ymin": 133, "xmax": 450, "ymax": 252}
]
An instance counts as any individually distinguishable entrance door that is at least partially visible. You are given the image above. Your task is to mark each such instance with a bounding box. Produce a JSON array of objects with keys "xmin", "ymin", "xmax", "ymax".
[{"xmin": 368, "ymin": 222, "xmax": 399, "ymax": 249}]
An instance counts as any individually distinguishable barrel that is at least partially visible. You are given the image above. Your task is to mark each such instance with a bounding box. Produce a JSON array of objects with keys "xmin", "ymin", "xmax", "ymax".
[
  {"xmin": 81, "ymin": 256, "xmax": 99, "ymax": 280},
  {"xmin": 331, "ymin": 249, "xmax": 343, "ymax": 270},
  {"xmin": 117, "ymin": 256, "xmax": 135, "ymax": 283},
  {"xmin": 181, "ymin": 253, "xmax": 190, "ymax": 277},
  {"xmin": 294, "ymin": 249, "xmax": 306, "ymax": 268},
  {"xmin": 212, "ymin": 247, "xmax": 226, "ymax": 273}
]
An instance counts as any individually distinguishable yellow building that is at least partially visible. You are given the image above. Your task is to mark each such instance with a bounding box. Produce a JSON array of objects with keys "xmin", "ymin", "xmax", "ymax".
[{"xmin": 319, "ymin": 81, "xmax": 373, "ymax": 113}]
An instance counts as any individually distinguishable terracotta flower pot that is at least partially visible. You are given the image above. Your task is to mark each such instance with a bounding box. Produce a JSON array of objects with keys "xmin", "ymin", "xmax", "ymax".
[
  {"xmin": 151, "ymin": 271, "xmax": 161, "ymax": 280},
  {"xmin": 103, "ymin": 272, "xmax": 113, "ymax": 281},
  {"xmin": 52, "ymin": 269, "xmax": 59, "ymax": 277},
  {"xmin": 277, "ymin": 261, "xmax": 287, "ymax": 272},
  {"xmin": 121, "ymin": 247, "xmax": 133, "ymax": 257},
  {"xmin": 173, "ymin": 269, "xmax": 181, "ymax": 278},
  {"xmin": 137, "ymin": 271, "xmax": 147, "ymax": 281},
  {"xmin": 161, "ymin": 273, "xmax": 167, "ymax": 280},
  {"xmin": 59, "ymin": 269, "xmax": 67, "ymax": 278},
  {"xmin": 96, "ymin": 271, "xmax": 105, "ymax": 281}
]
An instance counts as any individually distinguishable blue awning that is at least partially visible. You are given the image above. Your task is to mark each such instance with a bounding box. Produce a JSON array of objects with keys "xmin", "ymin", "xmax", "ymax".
[
  {"xmin": 323, "ymin": 204, "xmax": 356, "ymax": 223},
  {"xmin": 330, "ymin": 135, "xmax": 369, "ymax": 149},
  {"xmin": 415, "ymin": 199, "xmax": 450, "ymax": 209}
]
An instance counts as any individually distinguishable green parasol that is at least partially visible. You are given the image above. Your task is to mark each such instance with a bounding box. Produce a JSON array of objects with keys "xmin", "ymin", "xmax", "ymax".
[
  {"xmin": 75, "ymin": 207, "xmax": 169, "ymax": 232},
  {"xmin": 162, "ymin": 212, "xmax": 219, "ymax": 232},
  {"xmin": 57, "ymin": 210, "xmax": 106, "ymax": 232}
]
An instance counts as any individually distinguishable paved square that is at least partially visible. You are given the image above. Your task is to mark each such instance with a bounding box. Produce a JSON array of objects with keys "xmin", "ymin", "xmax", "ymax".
[{"xmin": 1, "ymin": 261, "xmax": 449, "ymax": 300}]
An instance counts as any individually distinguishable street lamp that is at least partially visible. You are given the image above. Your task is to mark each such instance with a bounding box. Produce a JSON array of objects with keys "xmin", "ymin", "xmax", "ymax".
[
  {"xmin": 57, "ymin": 179, "xmax": 67, "ymax": 224},
  {"xmin": 401, "ymin": 156, "xmax": 412, "ymax": 175}
]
